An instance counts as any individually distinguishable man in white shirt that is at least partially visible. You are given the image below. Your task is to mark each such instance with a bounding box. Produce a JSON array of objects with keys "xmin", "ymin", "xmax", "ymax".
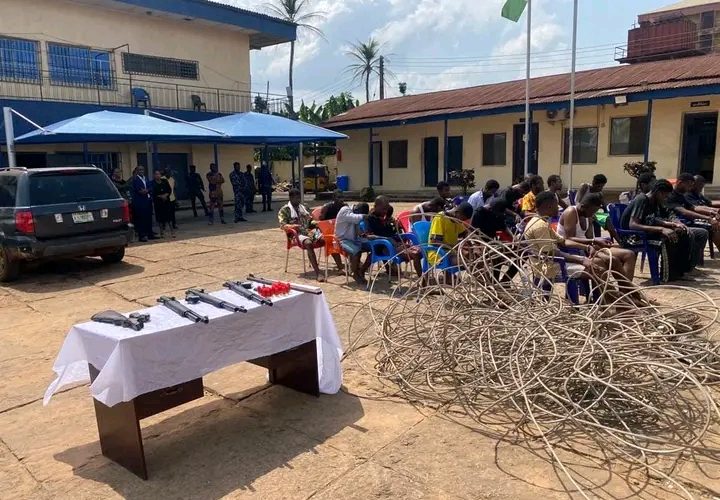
[
  {"xmin": 468, "ymin": 179, "xmax": 500, "ymax": 211},
  {"xmin": 335, "ymin": 203, "xmax": 371, "ymax": 284}
]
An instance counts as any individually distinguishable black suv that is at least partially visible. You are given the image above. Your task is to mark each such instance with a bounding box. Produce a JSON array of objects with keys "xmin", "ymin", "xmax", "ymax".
[{"xmin": 0, "ymin": 166, "xmax": 132, "ymax": 281}]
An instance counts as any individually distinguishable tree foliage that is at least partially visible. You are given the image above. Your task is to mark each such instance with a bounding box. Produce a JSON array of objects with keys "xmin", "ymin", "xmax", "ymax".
[
  {"xmin": 345, "ymin": 38, "xmax": 382, "ymax": 103},
  {"xmin": 297, "ymin": 92, "xmax": 359, "ymax": 125},
  {"xmin": 265, "ymin": 0, "xmax": 326, "ymax": 115}
]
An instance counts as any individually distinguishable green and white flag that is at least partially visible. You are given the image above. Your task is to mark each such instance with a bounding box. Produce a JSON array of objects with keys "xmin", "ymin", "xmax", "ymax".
[{"xmin": 501, "ymin": 0, "xmax": 528, "ymax": 22}]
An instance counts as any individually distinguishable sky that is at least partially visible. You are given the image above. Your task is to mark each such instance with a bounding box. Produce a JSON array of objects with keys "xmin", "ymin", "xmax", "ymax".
[{"xmin": 219, "ymin": 0, "xmax": 680, "ymax": 106}]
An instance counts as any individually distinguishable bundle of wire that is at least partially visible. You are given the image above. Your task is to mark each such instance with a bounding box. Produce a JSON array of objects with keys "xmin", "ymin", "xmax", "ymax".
[{"xmin": 349, "ymin": 231, "xmax": 720, "ymax": 498}]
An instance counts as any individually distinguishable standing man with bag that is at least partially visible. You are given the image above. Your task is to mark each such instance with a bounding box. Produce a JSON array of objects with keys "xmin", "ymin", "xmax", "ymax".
[
  {"xmin": 230, "ymin": 162, "xmax": 248, "ymax": 223},
  {"xmin": 207, "ymin": 163, "xmax": 226, "ymax": 225}
]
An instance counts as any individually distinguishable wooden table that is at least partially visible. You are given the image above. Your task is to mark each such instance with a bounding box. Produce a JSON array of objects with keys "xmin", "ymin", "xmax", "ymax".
[{"xmin": 89, "ymin": 340, "xmax": 319, "ymax": 479}]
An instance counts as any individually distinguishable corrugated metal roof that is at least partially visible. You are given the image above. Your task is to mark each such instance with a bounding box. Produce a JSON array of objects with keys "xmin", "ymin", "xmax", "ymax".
[{"xmin": 324, "ymin": 54, "xmax": 720, "ymax": 129}]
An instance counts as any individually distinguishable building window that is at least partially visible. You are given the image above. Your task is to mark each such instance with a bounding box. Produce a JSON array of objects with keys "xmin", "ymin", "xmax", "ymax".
[
  {"xmin": 563, "ymin": 127, "xmax": 598, "ymax": 164},
  {"xmin": 482, "ymin": 133, "xmax": 506, "ymax": 166},
  {"xmin": 47, "ymin": 43, "xmax": 114, "ymax": 88},
  {"xmin": 122, "ymin": 52, "xmax": 199, "ymax": 80},
  {"xmin": 388, "ymin": 140, "xmax": 408, "ymax": 168},
  {"xmin": 610, "ymin": 116, "xmax": 647, "ymax": 155},
  {"xmin": 0, "ymin": 36, "xmax": 40, "ymax": 83}
]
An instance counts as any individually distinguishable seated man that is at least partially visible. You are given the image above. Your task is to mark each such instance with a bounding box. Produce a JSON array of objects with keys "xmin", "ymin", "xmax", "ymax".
[
  {"xmin": 436, "ymin": 181, "xmax": 454, "ymax": 210},
  {"xmin": 665, "ymin": 172, "xmax": 716, "ymax": 257},
  {"xmin": 559, "ymin": 193, "xmax": 638, "ymax": 282},
  {"xmin": 525, "ymin": 191, "xmax": 646, "ymax": 305},
  {"xmin": 519, "ymin": 175, "xmax": 545, "ymax": 216},
  {"xmin": 468, "ymin": 179, "xmax": 500, "ymax": 211},
  {"xmin": 620, "ymin": 179, "xmax": 699, "ymax": 282},
  {"xmin": 619, "ymin": 172, "xmax": 656, "ymax": 204},
  {"xmin": 428, "ymin": 202, "xmax": 474, "ymax": 270},
  {"xmin": 688, "ymin": 175, "xmax": 720, "ymax": 210},
  {"xmin": 547, "ymin": 174, "xmax": 568, "ymax": 210},
  {"xmin": 577, "ymin": 173, "xmax": 607, "ymax": 204},
  {"xmin": 411, "ymin": 196, "xmax": 448, "ymax": 223},
  {"xmin": 319, "ymin": 190, "xmax": 346, "ymax": 221},
  {"xmin": 495, "ymin": 180, "xmax": 531, "ymax": 228},
  {"xmin": 577, "ymin": 173, "xmax": 620, "ymax": 240},
  {"xmin": 336, "ymin": 202, "xmax": 371, "ymax": 285},
  {"xmin": 471, "ymin": 198, "xmax": 520, "ymax": 282},
  {"xmin": 367, "ymin": 196, "xmax": 423, "ymax": 277},
  {"xmin": 278, "ymin": 188, "xmax": 334, "ymax": 282}
]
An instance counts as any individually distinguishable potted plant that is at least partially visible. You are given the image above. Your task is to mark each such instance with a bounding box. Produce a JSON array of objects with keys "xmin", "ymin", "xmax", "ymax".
[
  {"xmin": 449, "ymin": 169, "xmax": 476, "ymax": 196},
  {"xmin": 623, "ymin": 161, "xmax": 657, "ymax": 180}
]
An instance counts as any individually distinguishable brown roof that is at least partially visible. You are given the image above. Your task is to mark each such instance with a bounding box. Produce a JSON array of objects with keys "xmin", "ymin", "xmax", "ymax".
[{"xmin": 324, "ymin": 54, "xmax": 720, "ymax": 129}]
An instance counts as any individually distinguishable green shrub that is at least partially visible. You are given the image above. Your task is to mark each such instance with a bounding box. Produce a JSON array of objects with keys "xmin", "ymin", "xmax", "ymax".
[{"xmin": 360, "ymin": 186, "xmax": 376, "ymax": 202}]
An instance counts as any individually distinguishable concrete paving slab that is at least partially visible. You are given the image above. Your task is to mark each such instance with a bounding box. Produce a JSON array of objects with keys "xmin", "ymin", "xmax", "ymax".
[
  {"xmin": 238, "ymin": 385, "xmax": 427, "ymax": 460},
  {"xmin": 104, "ymin": 269, "xmax": 217, "ymax": 300}
]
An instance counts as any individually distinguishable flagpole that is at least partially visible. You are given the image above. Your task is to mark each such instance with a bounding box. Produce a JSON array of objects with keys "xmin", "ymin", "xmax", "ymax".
[
  {"xmin": 524, "ymin": 0, "xmax": 532, "ymax": 179},
  {"xmin": 568, "ymin": 0, "xmax": 578, "ymax": 193}
]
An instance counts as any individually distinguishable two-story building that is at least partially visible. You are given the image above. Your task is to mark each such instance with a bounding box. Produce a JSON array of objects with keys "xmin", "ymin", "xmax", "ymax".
[
  {"xmin": 325, "ymin": 0, "xmax": 720, "ymax": 196},
  {"xmin": 0, "ymin": 0, "xmax": 296, "ymax": 200}
]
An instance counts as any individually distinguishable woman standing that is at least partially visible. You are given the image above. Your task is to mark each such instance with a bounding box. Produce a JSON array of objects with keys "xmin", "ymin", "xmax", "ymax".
[{"xmin": 152, "ymin": 170, "xmax": 175, "ymax": 238}]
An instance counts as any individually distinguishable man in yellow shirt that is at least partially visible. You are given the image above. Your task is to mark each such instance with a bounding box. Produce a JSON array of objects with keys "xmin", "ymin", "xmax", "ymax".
[
  {"xmin": 428, "ymin": 202, "xmax": 474, "ymax": 267},
  {"xmin": 519, "ymin": 175, "xmax": 544, "ymax": 215}
]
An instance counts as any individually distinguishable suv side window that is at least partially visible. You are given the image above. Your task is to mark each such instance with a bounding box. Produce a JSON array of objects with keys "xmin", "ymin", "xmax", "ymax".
[{"xmin": 0, "ymin": 176, "xmax": 17, "ymax": 207}]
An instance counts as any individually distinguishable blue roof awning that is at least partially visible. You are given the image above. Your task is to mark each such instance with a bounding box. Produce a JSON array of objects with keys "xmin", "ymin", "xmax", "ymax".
[
  {"xmin": 14, "ymin": 111, "xmax": 225, "ymax": 144},
  {"xmin": 193, "ymin": 112, "xmax": 348, "ymax": 144}
]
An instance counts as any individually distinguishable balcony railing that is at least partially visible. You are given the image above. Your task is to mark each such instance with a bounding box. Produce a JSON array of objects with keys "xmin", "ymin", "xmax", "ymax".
[{"xmin": 0, "ymin": 70, "xmax": 288, "ymax": 115}]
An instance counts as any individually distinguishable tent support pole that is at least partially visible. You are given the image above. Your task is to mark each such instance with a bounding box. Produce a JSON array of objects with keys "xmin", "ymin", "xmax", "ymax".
[
  {"xmin": 3, "ymin": 107, "xmax": 16, "ymax": 169},
  {"xmin": 145, "ymin": 141, "xmax": 153, "ymax": 173},
  {"xmin": 83, "ymin": 143, "xmax": 89, "ymax": 166},
  {"xmin": 299, "ymin": 142, "xmax": 304, "ymax": 203},
  {"xmin": 213, "ymin": 144, "xmax": 219, "ymax": 169}
]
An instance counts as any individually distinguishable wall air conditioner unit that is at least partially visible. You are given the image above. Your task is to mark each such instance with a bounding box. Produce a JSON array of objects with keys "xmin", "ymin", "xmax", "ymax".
[{"xmin": 546, "ymin": 108, "xmax": 567, "ymax": 122}]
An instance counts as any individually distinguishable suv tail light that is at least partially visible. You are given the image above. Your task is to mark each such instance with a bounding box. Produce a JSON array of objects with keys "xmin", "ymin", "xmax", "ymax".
[
  {"xmin": 15, "ymin": 210, "xmax": 35, "ymax": 235},
  {"xmin": 121, "ymin": 200, "xmax": 130, "ymax": 223}
]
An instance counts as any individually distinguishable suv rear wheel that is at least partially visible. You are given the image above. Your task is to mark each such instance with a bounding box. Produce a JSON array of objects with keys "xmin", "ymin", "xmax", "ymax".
[
  {"xmin": 101, "ymin": 247, "xmax": 125, "ymax": 264},
  {"xmin": 0, "ymin": 247, "xmax": 20, "ymax": 282}
]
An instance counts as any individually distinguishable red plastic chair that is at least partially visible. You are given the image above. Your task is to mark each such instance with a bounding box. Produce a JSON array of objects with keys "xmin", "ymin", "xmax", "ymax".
[
  {"xmin": 316, "ymin": 219, "xmax": 349, "ymax": 283},
  {"xmin": 311, "ymin": 206, "xmax": 323, "ymax": 220},
  {"xmin": 395, "ymin": 210, "xmax": 413, "ymax": 233},
  {"xmin": 283, "ymin": 227, "xmax": 306, "ymax": 274}
]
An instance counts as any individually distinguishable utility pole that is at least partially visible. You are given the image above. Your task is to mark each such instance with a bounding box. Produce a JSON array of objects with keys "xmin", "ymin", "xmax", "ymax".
[{"xmin": 379, "ymin": 56, "xmax": 385, "ymax": 100}]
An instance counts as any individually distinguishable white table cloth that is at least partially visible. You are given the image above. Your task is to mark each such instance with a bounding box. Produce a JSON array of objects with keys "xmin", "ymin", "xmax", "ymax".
[{"xmin": 44, "ymin": 287, "xmax": 343, "ymax": 407}]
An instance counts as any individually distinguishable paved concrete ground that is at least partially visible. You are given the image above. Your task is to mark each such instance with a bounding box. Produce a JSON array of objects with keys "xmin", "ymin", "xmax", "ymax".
[{"xmin": 2, "ymin": 206, "xmax": 720, "ymax": 499}]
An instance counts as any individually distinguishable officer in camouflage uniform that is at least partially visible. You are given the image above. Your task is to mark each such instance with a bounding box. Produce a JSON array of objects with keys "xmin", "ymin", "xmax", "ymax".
[{"xmin": 229, "ymin": 162, "xmax": 248, "ymax": 223}]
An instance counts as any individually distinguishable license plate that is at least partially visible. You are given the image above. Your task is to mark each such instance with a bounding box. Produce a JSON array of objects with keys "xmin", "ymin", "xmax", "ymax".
[{"xmin": 72, "ymin": 212, "xmax": 94, "ymax": 224}]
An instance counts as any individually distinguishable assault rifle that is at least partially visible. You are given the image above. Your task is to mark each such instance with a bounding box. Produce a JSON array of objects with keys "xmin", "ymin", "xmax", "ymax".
[
  {"xmin": 91, "ymin": 310, "xmax": 150, "ymax": 331},
  {"xmin": 185, "ymin": 288, "xmax": 247, "ymax": 313},
  {"xmin": 223, "ymin": 281, "xmax": 273, "ymax": 307},
  {"xmin": 157, "ymin": 296, "xmax": 209, "ymax": 323}
]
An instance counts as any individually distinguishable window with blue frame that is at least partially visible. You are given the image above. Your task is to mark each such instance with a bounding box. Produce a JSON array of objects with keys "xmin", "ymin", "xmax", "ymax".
[
  {"xmin": 47, "ymin": 43, "xmax": 114, "ymax": 89},
  {"xmin": 0, "ymin": 37, "xmax": 40, "ymax": 83}
]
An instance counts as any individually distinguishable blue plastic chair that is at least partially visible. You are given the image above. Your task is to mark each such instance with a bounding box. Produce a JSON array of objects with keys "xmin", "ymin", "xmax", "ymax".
[
  {"xmin": 411, "ymin": 220, "xmax": 460, "ymax": 279},
  {"xmin": 365, "ymin": 238, "xmax": 405, "ymax": 287},
  {"xmin": 608, "ymin": 203, "xmax": 662, "ymax": 285},
  {"xmin": 132, "ymin": 88, "xmax": 151, "ymax": 108}
]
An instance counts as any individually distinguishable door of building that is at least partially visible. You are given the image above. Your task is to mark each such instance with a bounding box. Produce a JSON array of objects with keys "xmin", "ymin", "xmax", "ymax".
[
  {"xmin": 512, "ymin": 123, "xmax": 539, "ymax": 182},
  {"xmin": 681, "ymin": 112, "xmax": 717, "ymax": 182},
  {"xmin": 424, "ymin": 137, "xmax": 439, "ymax": 187},
  {"xmin": 137, "ymin": 153, "xmax": 191, "ymax": 200},
  {"xmin": 370, "ymin": 141, "xmax": 382, "ymax": 186},
  {"xmin": 446, "ymin": 136, "xmax": 463, "ymax": 182}
]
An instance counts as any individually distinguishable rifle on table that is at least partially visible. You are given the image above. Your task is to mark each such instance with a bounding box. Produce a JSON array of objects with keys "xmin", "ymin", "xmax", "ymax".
[
  {"xmin": 186, "ymin": 288, "xmax": 247, "ymax": 313},
  {"xmin": 223, "ymin": 281, "xmax": 273, "ymax": 307},
  {"xmin": 247, "ymin": 274, "xmax": 322, "ymax": 295},
  {"xmin": 91, "ymin": 310, "xmax": 150, "ymax": 331},
  {"xmin": 157, "ymin": 296, "xmax": 209, "ymax": 323}
]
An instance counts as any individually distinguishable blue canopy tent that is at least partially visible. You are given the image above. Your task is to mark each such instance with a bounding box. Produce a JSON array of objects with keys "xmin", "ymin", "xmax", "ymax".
[
  {"xmin": 192, "ymin": 112, "xmax": 348, "ymax": 199},
  {"xmin": 13, "ymin": 110, "xmax": 225, "ymax": 144},
  {"xmin": 192, "ymin": 112, "xmax": 347, "ymax": 144}
]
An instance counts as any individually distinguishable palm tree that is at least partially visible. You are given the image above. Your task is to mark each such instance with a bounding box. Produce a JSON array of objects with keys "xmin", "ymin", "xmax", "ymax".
[
  {"xmin": 345, "ymin": 38, "xmax": 382, "ymax": 103},
  {"xmin": 266, "ymin": 0, "xmax": 326, "ymax": 115}
]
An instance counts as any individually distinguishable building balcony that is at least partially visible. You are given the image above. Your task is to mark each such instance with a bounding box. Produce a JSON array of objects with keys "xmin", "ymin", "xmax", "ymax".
[{"xmin": 0, "ymin": 71, "xmax": 288, "ymax": 115}]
